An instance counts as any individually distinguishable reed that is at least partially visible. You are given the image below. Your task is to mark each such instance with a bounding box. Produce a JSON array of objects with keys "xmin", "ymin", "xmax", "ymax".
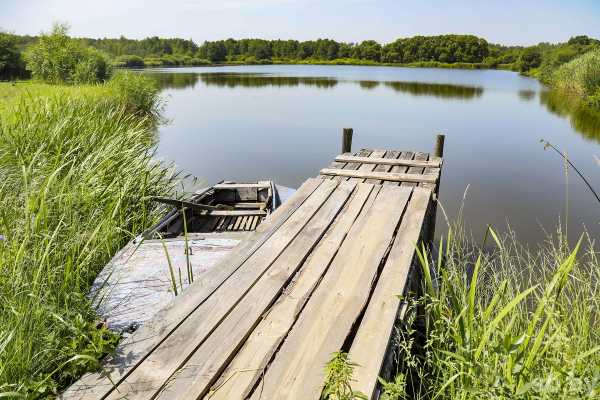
[
  {"xmin": 551, "ymin": 48, "xmax": 600, "ymax": 107},
  {"xmin": 382, "ymin": 224, "xmax": 600, "ymax": 399},
  {"xmin": 0, "ymin": 73, "xmax": 175, "ymax": 397}
]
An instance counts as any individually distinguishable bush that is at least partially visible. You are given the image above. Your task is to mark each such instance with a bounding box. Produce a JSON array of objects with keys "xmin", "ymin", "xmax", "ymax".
[
  {"xmin": 24, "ymin": 23, "xmax": 111, "ymax": 84},
  {"xmin": 518, "ymin": 47, "xmax": 542, "ymax": 73},
  {"xmin": 107, "ymin": 71, "xmax": 161, "ymax": 117},
  {"xmin": 186, "ymin": 57, "xmax": 211, "ymax": 66},
  {"xmin": 552, "ymin": 49, "xmax": 600, "ymax": 101},
  {"xmin": 113, "ymin": 54, "xmax": 145, "ymax": 68},
  {"xmin": 143, "ymin": 58, "xmax": 163, "ymax": 67},
  {"xmin": 0, "ymin": 33, "xmax": 26, "ymax": 80}
]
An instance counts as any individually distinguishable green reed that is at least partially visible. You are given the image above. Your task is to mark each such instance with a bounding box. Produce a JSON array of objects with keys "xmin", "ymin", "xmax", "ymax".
[
  {"xmin": 0, "ymin": 74, "xmax": 175, "ymax": 397},
  {"xmin": 382, "ymin": 225, "xmax": 599, "ymax": 399}
]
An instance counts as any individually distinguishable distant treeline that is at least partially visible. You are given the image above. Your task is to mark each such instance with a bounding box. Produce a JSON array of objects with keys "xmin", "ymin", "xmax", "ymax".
[
  {"xmin": 1, "ymin": 29, "xmax": 599, "ymax": 89},
  {"xmin": 195, "ymin": 35, "xmax": 489, "ymax": 64}
]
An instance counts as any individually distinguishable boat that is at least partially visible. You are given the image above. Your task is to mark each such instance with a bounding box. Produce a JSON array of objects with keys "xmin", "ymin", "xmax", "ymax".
[
  {"xmin": 146, "ymin": 180, "xmax": 281, "ymax": 239},
  {"xmin": 90, "ymin": 180, "xmax": 285, "ymax": 332}
]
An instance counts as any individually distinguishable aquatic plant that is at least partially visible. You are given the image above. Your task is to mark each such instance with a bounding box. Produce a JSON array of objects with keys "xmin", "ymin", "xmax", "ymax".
[
  {"xmin": 0, "ymin": 76, "xmax": 174, "ymax": 396},
  {"xmin": 551, "ymin": 48, "xmax": 600, "ymax": 107},
  {"xmin": 387, "ymin": 225, "xmax": 599, "ymax": 399}
]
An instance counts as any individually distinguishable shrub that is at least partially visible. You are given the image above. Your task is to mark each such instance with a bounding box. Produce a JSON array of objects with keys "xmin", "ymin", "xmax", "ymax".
[
  {"xmin": 552, "ymin": 48, "xmax": 600, "ymax": 100},
  {"xmin": 518, "ymin": 47, "xmax": 542, "ymax": 73},
  {"xmin": 24, "ymin": 23, "xmax": 111, "ymax": 84},
  {"xmin": 113, "ymin": 54, "xmax": 145, "ymax": 68},
  {"xmin": 143, "ymin": 58, "xmax": 163, "ymax": 67},
  {"xmin": 107, "ymin": 71, "xmax": 161, "ymax": 117},
  {"xmin": 186, "ymin": 57, "xmax": 211, "ymax": 66},
  {"xmin": 0, "ymin": 32, "xmax": 26, "ymax": 80}
]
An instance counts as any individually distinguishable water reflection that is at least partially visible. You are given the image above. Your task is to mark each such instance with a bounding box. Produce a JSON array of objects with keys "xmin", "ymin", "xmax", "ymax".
[
  {"xmin": 384, "ymin": 81, "xmax": 483, "ymax": 99},
  {"xmin": 146, "ymin": 71, "xmax": 484, "ymax": 99},
  {"xmin": 145, "ymin": 70, "xmax": 600, "ymax": 143},
  {"xmin": 518, "ymin": 89, "xmax": 536, "ymax": 102},
  {"xmin": 199, "ymin": 73, "xmax": 339, "ymax": 89},
  {"xmin": 145, "ymin": 71, "xmax": 600, "ymax": 143},
  {"xmin": 358, "ymin": 80, "xmax": 380, "ymax": 90},
  {"xmin": 144, "ymin": 72, "xmax": 201, "ymax": 89},
  {"xmin": 540, "ymin": 90, "xmax": 600, "ymax": 143}
]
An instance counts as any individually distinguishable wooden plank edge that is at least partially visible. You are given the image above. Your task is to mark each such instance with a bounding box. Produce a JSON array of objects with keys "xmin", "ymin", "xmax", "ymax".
[{"xmin": 320, "ymin": 168, "xmax": 438, "ymax": 184}]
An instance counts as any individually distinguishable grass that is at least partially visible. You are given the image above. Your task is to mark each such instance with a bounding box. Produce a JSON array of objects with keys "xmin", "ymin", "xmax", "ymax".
[
  {"xmin": 380, "ymin": 223, "xmax": 600, "ymax": 399},
  {"xmin": 551, "ymin": 49, "xmax": 600, "ymax": 108},
  {"xmin": 0, "ymin": 72, "xmax": 175, "ymax": 397}
]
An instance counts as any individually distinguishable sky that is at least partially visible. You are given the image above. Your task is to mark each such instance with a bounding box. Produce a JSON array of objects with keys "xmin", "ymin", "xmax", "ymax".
[{"xmin": 1, "ymin": 0, "xmax": 600, "ymax": 46}]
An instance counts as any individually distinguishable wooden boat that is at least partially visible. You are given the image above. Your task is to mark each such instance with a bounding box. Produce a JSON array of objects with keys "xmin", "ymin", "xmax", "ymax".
[
  {"xmin": 90, "ymin": 180, "xmax": 283, "ymax": 332},
  {"xmin": 146, "ymin": 180, "xmax": 281, "ymax": 239}
]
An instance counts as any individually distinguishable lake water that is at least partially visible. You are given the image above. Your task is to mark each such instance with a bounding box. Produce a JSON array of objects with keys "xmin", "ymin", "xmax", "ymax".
[{"xmin": 140, "ymin": 65, "xmax": 600, "ymax": 244}]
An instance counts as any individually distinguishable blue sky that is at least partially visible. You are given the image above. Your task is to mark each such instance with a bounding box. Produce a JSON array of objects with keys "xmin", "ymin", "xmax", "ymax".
[{"xmin": 1, "ymin": 0, "xmax": 599, "ymax": 45}]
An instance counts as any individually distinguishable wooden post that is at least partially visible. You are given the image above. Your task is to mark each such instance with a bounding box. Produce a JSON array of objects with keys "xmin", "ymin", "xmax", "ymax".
[
  {"xmin": 434, "ymin": 134, "xmax": 445, "ymax": 158},
  {"xmin": 342, "ymin": 128, "xmax": 353, "ymax": 154}
]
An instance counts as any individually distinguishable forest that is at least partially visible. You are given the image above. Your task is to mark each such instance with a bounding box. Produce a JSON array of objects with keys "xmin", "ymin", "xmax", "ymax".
[
  {"xmin": 1, "ymin": 29, "xmax": 599, "ymax": 107},
  {"xmin": 1, "ymin": 31, "xmax": 597, "ymax": 72}
]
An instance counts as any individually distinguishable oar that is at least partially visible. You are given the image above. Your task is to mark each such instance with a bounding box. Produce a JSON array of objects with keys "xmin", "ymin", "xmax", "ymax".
[{"xmin": 151, "ymin": 197, "xmax": 235, "ymax": 211}]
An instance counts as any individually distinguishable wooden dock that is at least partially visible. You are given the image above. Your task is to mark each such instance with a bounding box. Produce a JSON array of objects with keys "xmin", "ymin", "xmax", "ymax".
[{"xmin": 63, "ymin": 140, "xmax": 443, "ymax": 400}]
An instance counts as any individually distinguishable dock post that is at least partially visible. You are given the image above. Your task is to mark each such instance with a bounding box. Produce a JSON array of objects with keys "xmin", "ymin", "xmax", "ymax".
[
  {"xmin": 426, "ymin": 133, "xmax": 445, "ymax": 246},
  {"xmin": 342, "ymin": 128, "xmax": 353, "ymax": 154},
  {"xmin": 434, "ymin": 134, "xmax": 445, "ymax": 158}
]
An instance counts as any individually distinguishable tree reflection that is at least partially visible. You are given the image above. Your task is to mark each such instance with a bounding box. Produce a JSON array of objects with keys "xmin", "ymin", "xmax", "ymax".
[
  {"xmin": 384, "ymin": 81, "xmax": 484, "ymax": 99},
  {"xmin": 144, "ymin": 72, "xmax": 486, "ymax": 100},
  {"xmin": 199, "ymin": 73, "xmax": 339, "ymax": 88},
  {"xmin": 141, "ymin": 72, "xmax": 200, "ymax": 89},
  {"xmin": 540, "ymin": 90, "xmax": 600, "ymax": 143}
]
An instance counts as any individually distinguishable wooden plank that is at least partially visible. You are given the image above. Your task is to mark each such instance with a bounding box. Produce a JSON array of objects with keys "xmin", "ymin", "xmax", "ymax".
[
  {"xmin": 247, "ymin": 185, "xmax": 413, "ymax": 400},
  {"xmin": 204, "ymin": 210, "xmax": 267, "ymax": 217},
  {"xmin": 100, "ymin": 180, "xmax": 342, "ymax": 400},
  {"xmin": 328, "ymin": 149, "xmax": 371, "ymax": 182},
  {"xmin": 232, "ymin": 202, "xmax": 267, "ymax": 209},
  {"xmin": 206, "ymin": 183, "xmax": 378, "ymax": 400},
  {"xmin": 355, "ymin": 149, "xmax": 386, "ymax": 183},
  {"xmin": 364, "ymin": 150, "xmax": 400, "ymax": 184},
  {"xmin": 155, "ymin": 181, "xmax": 359, "ymax": 400},
  {"xmin": 335, "ymin": 154, "xmax": 441, "ymax": 168},
  {"xmin": 61, "ymin": 178, "xmax": 326, "ymax": 400},
  {"xmin": 322, "ymin": 151, "xmax": 350, "ymax": 180},
  {"xmin": 233, "ymin": 216, "xmax": 243, "ymax": 231},
  {"xmin": 151, "ymin": 197, "xmax": 235, "ymax": 211},
  {"xmin": 243, "ymin": 215, "xmax": 253, "ymax": 231},
  {"xmin": 213, "ymin": 183, "xmax": 270, "ymax": 190},
  {"xmin": 423, "ymin": 154, "xmax": 441, "ymax": 192},
  {"xmin": 216, "ymin": 216, "xmax": 228, "ymax": 231},
  {"xmin": 319, "ymin": 168, "xmax": 437, "ymax": 184},
  {"xmin": 248, "ymin": 215, "xmax": 257, "ymax": 230},
  {"xmin": 349, "ymin": 187, "xmax": 431, "ymax": 398},
  {"xmin": 384, "ymin": 151, "xmax": 413, "ymax": 187},
  {"xmin": 401, "ymin": 152, "xmax": 428, "ymax": 188}
]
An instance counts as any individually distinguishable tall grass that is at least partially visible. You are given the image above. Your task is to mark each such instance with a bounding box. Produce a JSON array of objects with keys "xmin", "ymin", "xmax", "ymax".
[
  {"xmin": 384, "ymin": 225, "xmax": 599, "ymax": 399},
  {"xmin": 0, "ymin": 73, "xmax": 175, "ymax": 396},
  {"xmin": 552, "ymin": 49, "xmax": 600, "ymax": 108}
]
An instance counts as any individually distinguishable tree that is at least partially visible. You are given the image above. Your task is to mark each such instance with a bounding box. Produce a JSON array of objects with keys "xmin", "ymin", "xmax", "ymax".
[
  {"xmin": 518, "ymin": 47, "xmax": 542, "ymax": 72},
  {"xmin": 25, "ymin": 23, "xmax": 110, "ymax": 84},
  {"xmin": 354, "ymin": 40, "xmax": 382, "ymax": 61},
  {"xmin": 0, "ymin": 32, "xmax": 26, "ymax": 80}
]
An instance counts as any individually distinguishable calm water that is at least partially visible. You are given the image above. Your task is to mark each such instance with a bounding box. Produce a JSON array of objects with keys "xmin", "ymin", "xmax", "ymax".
[{"xmin": 140, "ymin": 65, "xmax": 600, "ymax": 244}]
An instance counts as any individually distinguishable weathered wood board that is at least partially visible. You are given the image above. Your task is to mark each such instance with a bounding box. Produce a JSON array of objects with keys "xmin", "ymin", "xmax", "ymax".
[{"xmin": 64, "ymin": 147, "xmax": 443, "ymax": 400}]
